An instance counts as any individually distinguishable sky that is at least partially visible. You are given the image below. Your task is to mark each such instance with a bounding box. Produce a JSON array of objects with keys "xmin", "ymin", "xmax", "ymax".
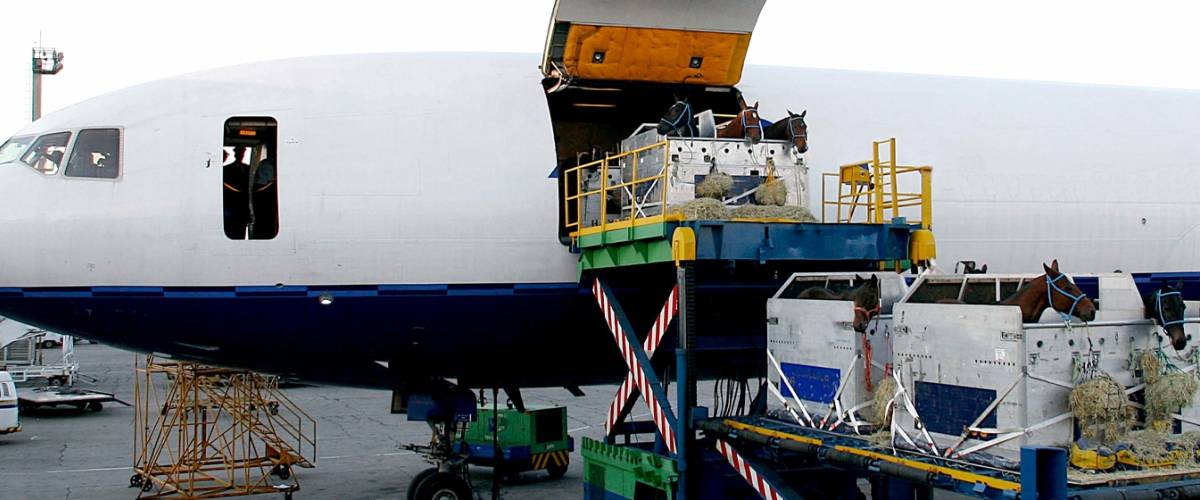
[{"xmin": 1, "ymin": 0, "xmax": 1197, "ymax": 136}]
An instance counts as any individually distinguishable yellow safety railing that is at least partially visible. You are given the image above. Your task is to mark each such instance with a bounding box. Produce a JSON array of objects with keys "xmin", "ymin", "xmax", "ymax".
[
  {"xmin": 821, "ymin": 138, "xmax": 932, "ymax": 228},
  {"xmin": 562, "ymin": 140, "xmax": 678, "ymax": 238}
]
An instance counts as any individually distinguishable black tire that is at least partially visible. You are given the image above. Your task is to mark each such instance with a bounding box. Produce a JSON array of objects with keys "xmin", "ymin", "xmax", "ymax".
[
  {"xmin": 41, "ymin": 340, "xmax": 57, "ymax": 349},
  {"xmin": 413, "ymin": 472, "xmax": 471, "ymax": 500},
  {"xmin": 271, "ymin": 464, "xmax": 291, "ymax": 480},
  {"xmin": 87, "ymin": 401, "xmax": 103, "ymax": 412},
  {"xmin": 49, "ymin": 377, "xmax": 64, "ymax": 387},
  {"xmin": 406, "ymin": 467, "xmax": 439, "ymax": 500},
  {"xmin": 129, "ymin": 474, "xmax": 143, "ymax": 488},
  {"xmin": 500, "ymin": 466, "xmax": 520, "ymax": 483},
  {"xmin": 547, "ymin": 462, "xmax": 568, "ymax": 479}
]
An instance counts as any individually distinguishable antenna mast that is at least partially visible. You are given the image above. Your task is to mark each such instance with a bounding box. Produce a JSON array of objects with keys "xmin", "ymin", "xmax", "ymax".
[{"xmin": 31, "ymin": 45, "xmax": 65, "ymax": 121}]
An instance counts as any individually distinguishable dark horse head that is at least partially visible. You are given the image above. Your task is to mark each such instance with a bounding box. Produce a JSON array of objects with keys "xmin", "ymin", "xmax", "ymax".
[
  {"xmin": 1042, "ymin": 260, "xmax": 1097, "ymax": 322},
  {"xmin": 657, "ymin": 99, "xmax": 696, "ymax": 137},
  {"xmin": 847, "ymin": 275, "xmax": 882, "ymax": 333},
  {"xmin": 1146, "ymin": 280, "xmax": 1187, "ymax": 350},
  {"xmin": 765, "ymin": 109, "xmax": 808, "ymax": 154}
]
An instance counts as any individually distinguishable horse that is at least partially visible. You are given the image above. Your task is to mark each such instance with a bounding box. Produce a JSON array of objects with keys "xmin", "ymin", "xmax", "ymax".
[
  {"xmin": 1145, "ymin": 280, "xmax": 1187, "ymax": 350},
  {"xmin": 998, "ymin": 260, "xmax": 1097, "ymax": 323},
  {"xmin": 954, "ymin": 260, "xmax": 988, "ymax": 274},
  {"xmin": 717, "ymin": 101, "xmax": 764, "ymax": 144},
  {"xmin": 797, "ymin": 275, "xmax": 882, "ymax": 333},
  {"xmin": 657, "ymin": 99, "xmax": 697, "ymax": 137},
  {"xmin": 763, "ymin": 109, "xmax": 807, "ymax": 154}
]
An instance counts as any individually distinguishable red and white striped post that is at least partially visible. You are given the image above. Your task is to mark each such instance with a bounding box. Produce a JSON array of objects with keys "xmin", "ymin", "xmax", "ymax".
[
  {"xmin": 604, "ymin": 285, "xmax": 679, "ymax": 436},
  {"xmin": 592, "ymin": 278, "xmax": 679, "ymax": 454},
  {"xmin": 715, "ymin": 438, "xmax": 785, "ymax": 500}
]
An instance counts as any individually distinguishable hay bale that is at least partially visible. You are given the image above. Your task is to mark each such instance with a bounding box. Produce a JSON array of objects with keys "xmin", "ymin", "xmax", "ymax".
[
  {"xmin": 730, "ymin": 204, "xmax": 817, "ymax": 221},
  {"xmin": 668, "ymin": 198, "xmax": 730, "ymax": 220},
  {"xmin": 756, "ymin": 179, "xmax": 788, "ymax": 206},
  {"xmin": 871, "ymin": 377, "xmax": 898, "ymax": 426},
  {"xmin": 1070, "ymin": 375, "xmax": 1134, "ymax": 442},
  {"xmin": 1141, "ymin": 350, "xmax": 1163, "ymax": 384},
  {"xmin": 1146, "ymin": 372, "xmax": 1198, "ymax": 426},
  {"xmin": 695, "ymin": 172, "xmax": 733, "ymax": 199}
]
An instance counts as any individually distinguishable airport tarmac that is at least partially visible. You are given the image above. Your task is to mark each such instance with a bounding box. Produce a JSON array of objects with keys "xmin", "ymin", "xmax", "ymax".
[{"xmin": 0, "ymin": 342, "xmax": 639, "ymax": 500}]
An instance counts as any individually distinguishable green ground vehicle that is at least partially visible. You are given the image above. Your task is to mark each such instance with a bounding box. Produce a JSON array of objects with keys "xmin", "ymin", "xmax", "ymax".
[{"xmin": 459, "ymin": 404, "xmax": 574, "ymax": 480}]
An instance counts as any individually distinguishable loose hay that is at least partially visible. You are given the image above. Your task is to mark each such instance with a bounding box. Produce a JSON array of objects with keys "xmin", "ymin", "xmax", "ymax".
[
  {"xmin": 1125, "ymin": 430, "xmax": 1175, "ymax": 465},
  {"xmin": 1070, "ymin": 375, "xmax": 1133, "ymax": 442},
  {"xmin": 695, "ymin": 172, "xmax": 733, "ymax": 199},
  {"xmin": 867, "ymin": 430, "xmax": 892, "ymax": 448},
  {"xmin": 1121, "ymin": 429, "xmax": 1200, "ymax": 467},
  {"xmin": 871, "ymin": 377, "xmax": 898, "ymax": 426},
  {"xmin": 668, "ymin": 199, "xmax": 817, "ymax": 222},
  {"xmin": 1141, "ymin": 350, "xmax": 1163, "ymax": 384},
  {"xmin": 730, "ymin": 204, "xmax": 817, "ymax": 221},
  {"xmin": 755, "ymin": 179, "xmax": 788, "ymax": 206},
  {"xmin": 1145, "ymin": 372, "xmax": 1198, "ymax": 426},
  {"xmin": 669, "ymin": 198, "xmax": 729, "ymax": 220}
]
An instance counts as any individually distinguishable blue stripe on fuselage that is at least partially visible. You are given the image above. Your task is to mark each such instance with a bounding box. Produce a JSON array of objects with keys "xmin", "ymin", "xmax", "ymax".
[
  {"xmin": 2, "ymin": 283, "xmax": 590, "ymax": 299},
  {"xmin": 0, "ymin": 278, "xmax": 772, "ymax": 389}
]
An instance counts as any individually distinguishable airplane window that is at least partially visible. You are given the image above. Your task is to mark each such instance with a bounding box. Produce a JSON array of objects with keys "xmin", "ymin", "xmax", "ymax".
[
  {"xmin": 20, "ymin": 132, "xmax": 72, "ymax": 175},
  {"xmin": 0, "ymin": 136, "xmax": 35, "ymax": 164},
  {"xmin": 65, "ymin": 129, "xmax": 121, "ymax": 179}
]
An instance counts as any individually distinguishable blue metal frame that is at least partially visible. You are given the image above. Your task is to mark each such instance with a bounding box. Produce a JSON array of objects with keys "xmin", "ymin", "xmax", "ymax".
[{"xmin": 669, "ymin": 220, "xmax": 915, "ymax": 263}]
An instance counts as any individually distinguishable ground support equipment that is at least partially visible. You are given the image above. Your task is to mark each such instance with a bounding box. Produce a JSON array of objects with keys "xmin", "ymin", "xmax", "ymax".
[
  {"xmin": 131, "ymin": 356, "xmax": 316, "ymax": 499},
  {"xmin": 459, "ymin": 404, "xmax": 574, "ymax": 480}
]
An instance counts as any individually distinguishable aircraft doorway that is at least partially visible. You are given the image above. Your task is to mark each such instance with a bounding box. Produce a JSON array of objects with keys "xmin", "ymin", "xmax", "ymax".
[{"xmin": 222, "ymin": 117, "xmax": 278, "ymax": 240}]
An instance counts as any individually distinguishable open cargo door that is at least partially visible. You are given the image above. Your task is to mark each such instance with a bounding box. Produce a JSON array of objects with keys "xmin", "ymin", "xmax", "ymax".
[{"xmin": 543, "ymin": 0, "xmax": 767, "ymax": 87}]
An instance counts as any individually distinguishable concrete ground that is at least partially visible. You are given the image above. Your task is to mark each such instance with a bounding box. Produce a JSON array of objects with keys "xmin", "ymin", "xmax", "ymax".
[
  {"xmin": 0, "ymin": 344, "xmax": 955, "ymax": 500},
  {"xmin": 0, "ymin": 343, "xmax": 626, "ymax": 500}
]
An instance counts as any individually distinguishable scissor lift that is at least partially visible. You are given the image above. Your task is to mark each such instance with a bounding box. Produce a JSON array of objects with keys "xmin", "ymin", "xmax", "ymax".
[{"xmin": 565, "ymin": 136, "xmax": 935, "ymax": 499}]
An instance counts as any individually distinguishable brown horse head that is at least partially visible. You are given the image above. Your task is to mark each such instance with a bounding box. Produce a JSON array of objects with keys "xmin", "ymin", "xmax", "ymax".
[
  {"xmin": 785, "ymin": 109, "xmax": 808, "ymax": 154},
  {"xmin": 1147, "ymin": 279, "xmax": 1188, "ymax": 350},
  {"xmin": 718, "ymin": 101, "xmax": 764, "ymax": 144},
  {"xmin": 1042, "ymin": 260, "xmax": 1097, "ymax": 322},
  {"xmin": 741, "ymin": 101, "xmax": 763, "ymax": 144},
  {"xmin": 846, "ymin": 274, "xmax": 882, "ymax": 333}
]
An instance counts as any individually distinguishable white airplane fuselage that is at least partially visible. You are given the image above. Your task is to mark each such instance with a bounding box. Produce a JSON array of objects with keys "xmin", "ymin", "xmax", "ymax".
[{"xmin": 0, "ymin": 52, "xmax": 1197, "ymax": 387}]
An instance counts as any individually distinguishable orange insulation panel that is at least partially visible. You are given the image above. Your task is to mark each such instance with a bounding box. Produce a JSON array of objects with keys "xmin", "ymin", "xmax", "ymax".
[{"xmin": 562, "ymin": 24, "xmax": 751, "ymax": 86}]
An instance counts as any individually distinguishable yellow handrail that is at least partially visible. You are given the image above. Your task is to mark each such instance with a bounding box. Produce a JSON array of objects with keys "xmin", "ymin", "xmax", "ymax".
[
  {"xmin": 562, "ymin": 140, "xmax": 675, "ymax": 238},
  {"xmin": 821, "ymin": 138, "xmax": 932, "ymax": 228}
]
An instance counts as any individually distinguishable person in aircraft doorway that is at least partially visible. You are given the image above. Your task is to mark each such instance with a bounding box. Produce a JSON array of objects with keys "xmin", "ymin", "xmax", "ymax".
[
  {"xmin": 248, "ymin": 149, "xmax": 278, "ymax": 239},
  {"xmin": 223, "ymin": 147, "xmax": 252, "ymax": 239}
]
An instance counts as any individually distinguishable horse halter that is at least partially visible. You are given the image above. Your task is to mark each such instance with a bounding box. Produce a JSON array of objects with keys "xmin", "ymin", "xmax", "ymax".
[
  {"xmin": 1154, "ymin": 289, "xmax": 1186, "ymax": 328},
  {"xmin": 853, "ymin": 300, "xmax": 882, "ymax": 328},
  {"xmin": 741, "ymin": 109, "xmax": 764, "ymax": 136},
  {"xmin": 786, "ymin": 115, "xmax": 807, "ymax": 142},
  {"xmin": 1045, "ymin": 273, "xmax": 1087, "ymax": 322},
  {"xmin": 660, "ymin": 102, "xmax": 695, "ymax": 137}
]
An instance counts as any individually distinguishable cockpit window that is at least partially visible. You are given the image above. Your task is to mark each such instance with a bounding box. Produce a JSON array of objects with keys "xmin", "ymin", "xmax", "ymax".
[
  {"xmin": 20, "ymin": 132, "xmax": 71, "ymax": 175},
  {"xmin": 0, "ymin": 136, "xmax": 34, "ymax": 164},
  {"xmin": 65, "ymin": 129, "xmax": 120, "ymax": 179}
]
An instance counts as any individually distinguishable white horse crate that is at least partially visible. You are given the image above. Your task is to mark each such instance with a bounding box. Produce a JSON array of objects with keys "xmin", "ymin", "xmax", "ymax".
[
  {"xmin": 890, "ymin": 273, "xmax": 1180, "ymax": 461},
  {"xmin": 766, "ymin": 272, "xmax": 908, "ymax": 430},
  {"xmin": 620, "ymin": 128, "xmax": 807, "ymax": 209}
]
